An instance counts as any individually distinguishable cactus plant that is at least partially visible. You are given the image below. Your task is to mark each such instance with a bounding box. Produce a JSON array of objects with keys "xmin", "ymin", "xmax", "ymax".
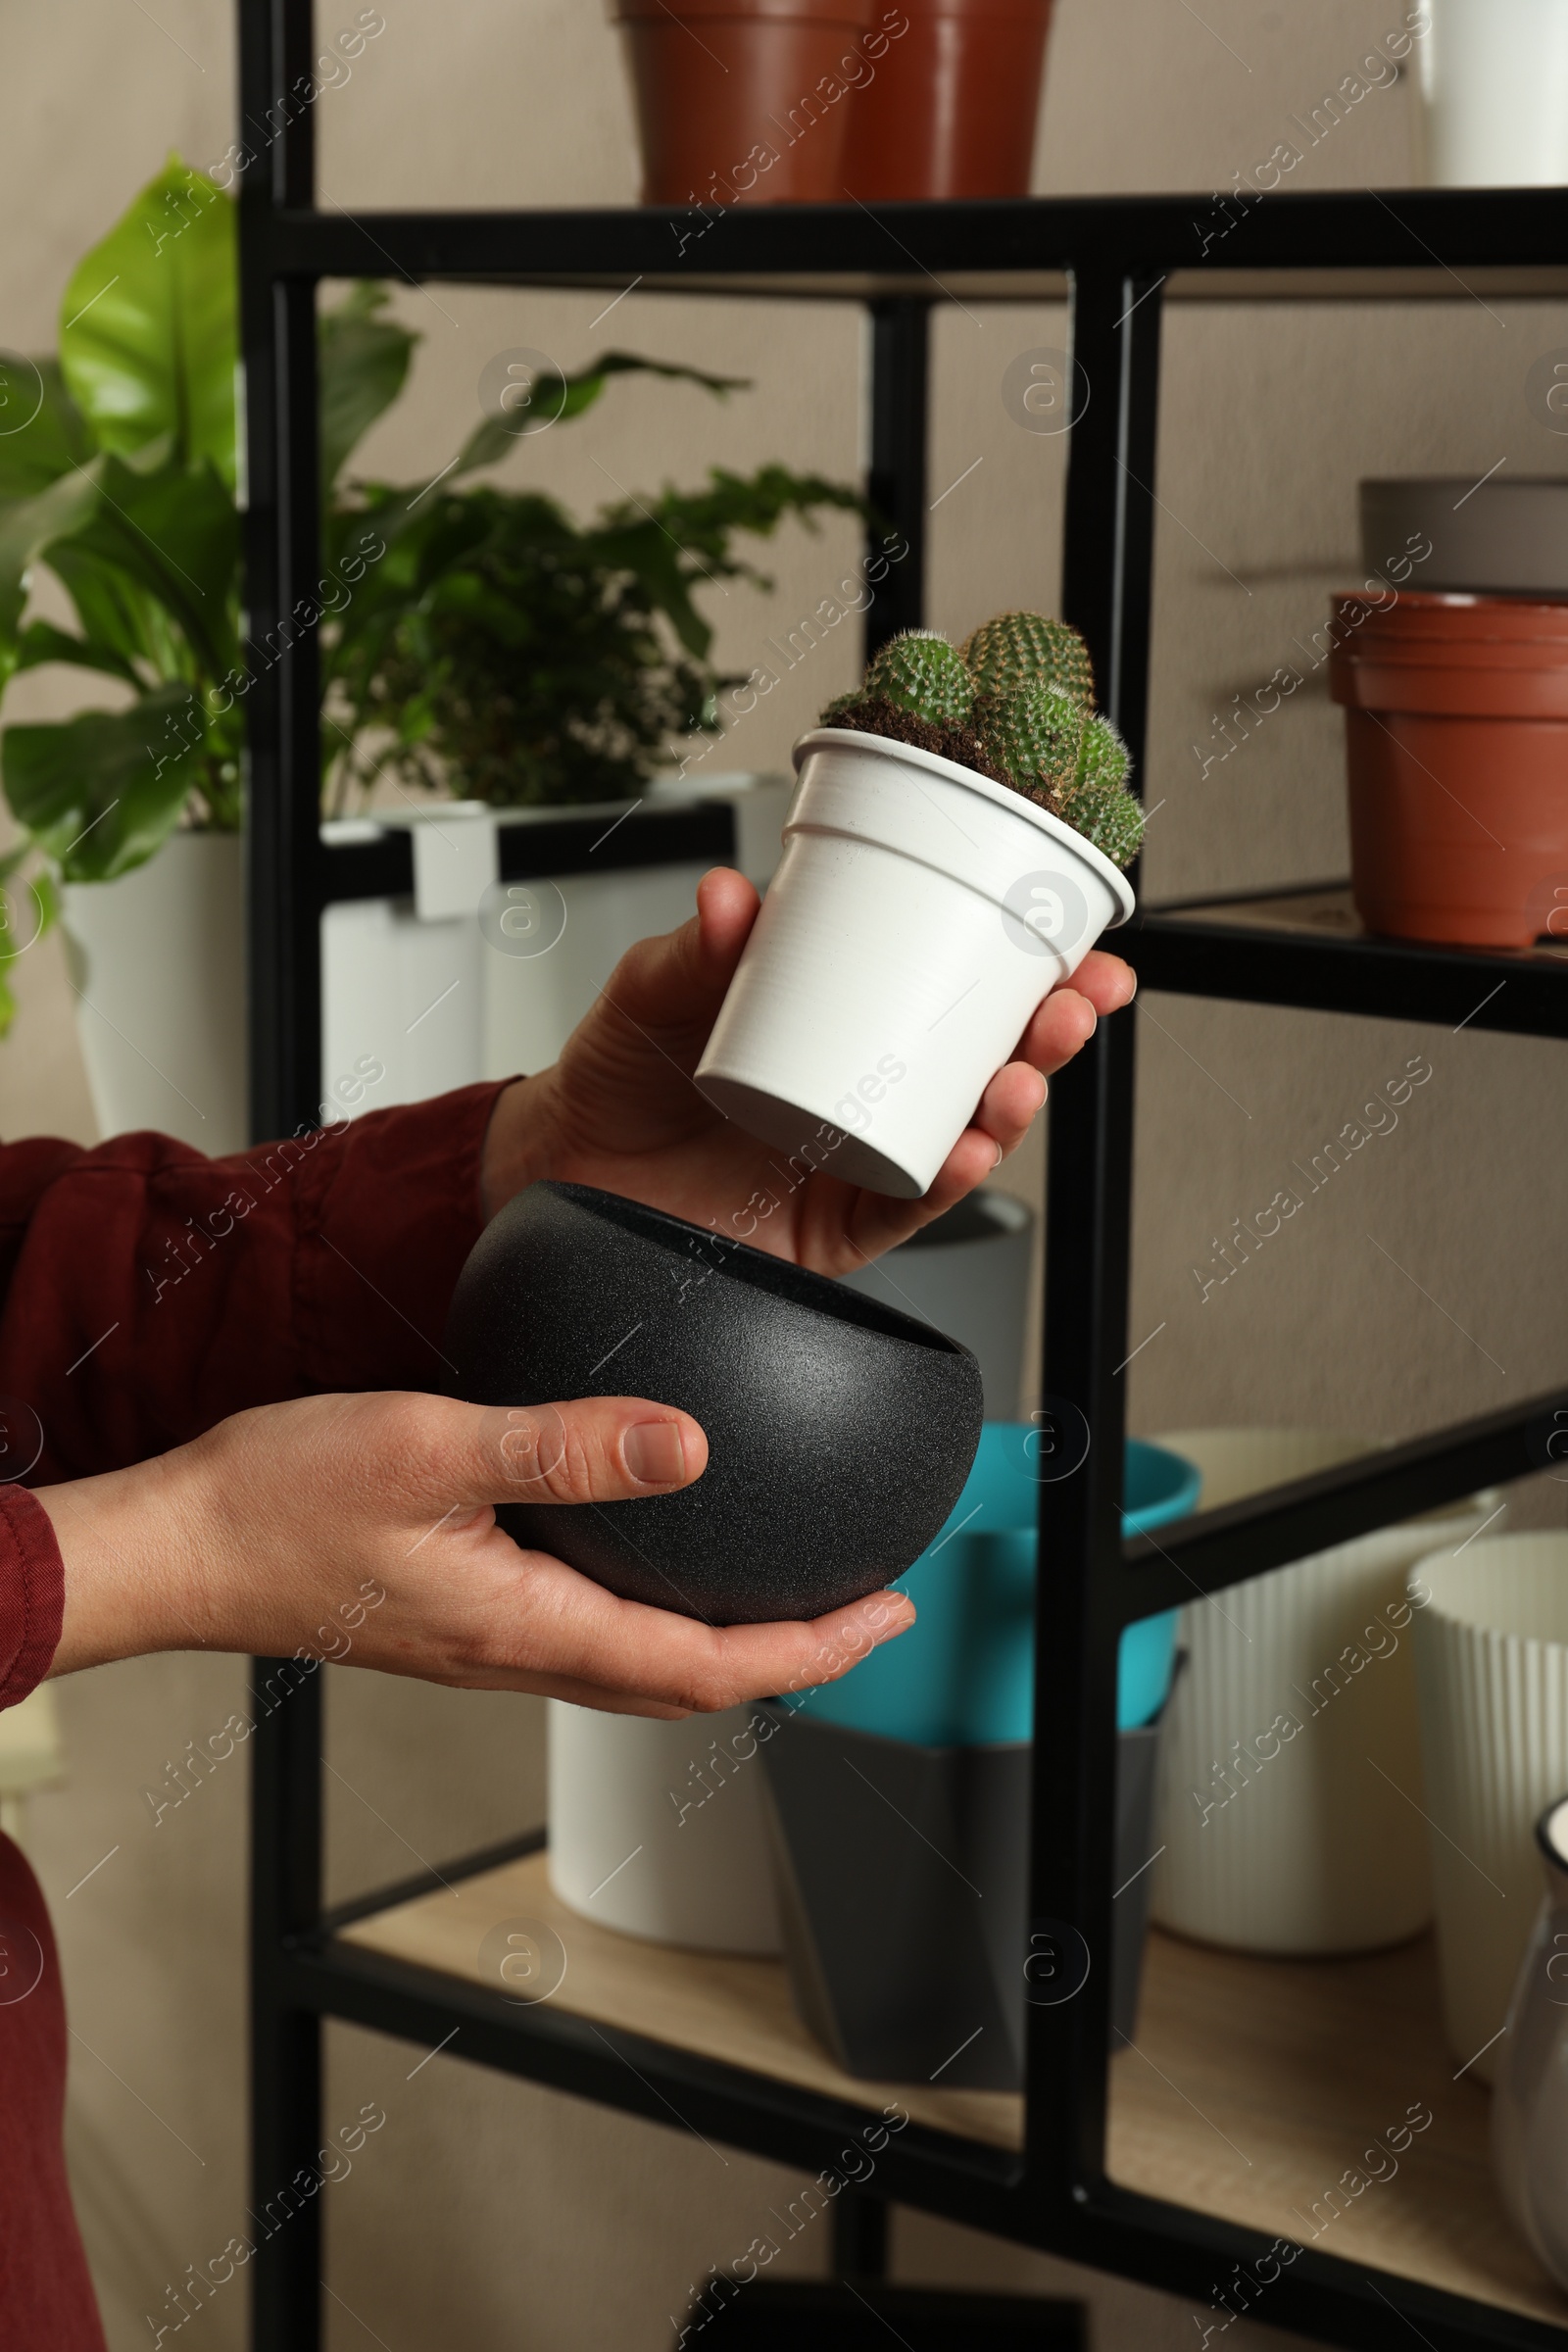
[
  {"xmin": 1063, "ymin": 778, "xmax": 1145, "ymax": 867},
  {"xmin": 864, "ymin": 630, "xmax": 973, "ymax": 726},
  {"xmin": 960, "ymin": 612, "xmax": 1096, "ymax": 710},
  {"xmin": 1066, "ymin": 711, "xmax": 1130, "ymax": 799},
  {"xmin": 816, "ymin": 605, "xmax": 1141, "ymax": 866},
  {"xmin": 974, "ymin": 683, "xmax": 1083, "ymax": 809}
]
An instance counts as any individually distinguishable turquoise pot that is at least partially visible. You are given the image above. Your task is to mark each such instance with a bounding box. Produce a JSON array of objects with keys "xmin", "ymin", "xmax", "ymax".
[{"xmin": 792, "ymin": 1424, "xmax": 1201, "ymax": 1745}]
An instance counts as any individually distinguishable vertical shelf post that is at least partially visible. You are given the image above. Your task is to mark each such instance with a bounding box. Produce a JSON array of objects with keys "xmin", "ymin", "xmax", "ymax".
[
  {"xmin": 864, "ymin": 297, "xmax": 931, "ymax": 659},
  {"xmin": 238, "ymin": 1, "xmax": 328, "ymax": 2346},
  {"xmin": 1025, "ymin": 267, "xmax": 1164, "ymax": 2206}
]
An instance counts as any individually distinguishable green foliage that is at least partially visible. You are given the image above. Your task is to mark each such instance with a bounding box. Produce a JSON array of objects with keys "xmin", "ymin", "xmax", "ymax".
[
  {"xmin": 324, "ymin": 466, "xmax": 862, "ymax": 810},
  {"xmin": 59, "ymin": 156, "xmax": 238, "ymax": 486},
  {"xmin": 1, "ymin": 157, "xmax": 858, "ymax": 977},
  {"xmin": 973, "ymin": 682, "xmax": 1082, "ymax": 805},
  {"xmin": 864, "ymin": 631, "xmax": 972, "ymax": 726},
  {"xmin": 961, "ymin": 611, "xmax": 1096, "ymax": 710}
]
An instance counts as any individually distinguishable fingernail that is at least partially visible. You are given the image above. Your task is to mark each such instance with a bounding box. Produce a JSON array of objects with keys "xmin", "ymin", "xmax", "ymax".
[
  {"xmin": 624, "ymin": 1420, "xmax": 687, "ymax": 1487},
  {"xmin": 991, "ymin": 1140, "xmax": 1004, "ymax": 1170},
  {"xmin": 868, "ymin": 1593, "xmax": 915, "ymax": 1642}
]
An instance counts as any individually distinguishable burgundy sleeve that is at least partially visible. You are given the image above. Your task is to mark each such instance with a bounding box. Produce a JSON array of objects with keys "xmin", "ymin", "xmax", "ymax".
[
  {"xmin": 0, "ymin": 1487, "xmax": 64, "ymax": 1713},
  {"xmin": 0, "ymin": 1080, "xmax": 511, "ymax": 1484}
]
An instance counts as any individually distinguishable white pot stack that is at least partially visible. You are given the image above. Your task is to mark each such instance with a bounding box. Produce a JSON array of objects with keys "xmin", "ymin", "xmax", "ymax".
[
  {"xmin": 1150, "ymin": 1428, "xmax": 1495, "ymax": 1957},
  {"xmin": 1412, "ymin": 1534, "xmax": 1568, "ymax": 2083}
]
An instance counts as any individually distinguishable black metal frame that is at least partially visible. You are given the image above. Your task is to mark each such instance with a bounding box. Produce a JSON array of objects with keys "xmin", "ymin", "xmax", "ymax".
[{"xmin": 237, "ymin": 6, "xmax": 1568, "ymax": 2344}]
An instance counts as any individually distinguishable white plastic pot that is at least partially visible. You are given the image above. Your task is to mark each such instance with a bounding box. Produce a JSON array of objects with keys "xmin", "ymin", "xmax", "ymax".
[
  {"xmin": 1412, "ymin": 1535, "xmax": 1568, "ymax": 2082},
  {"xmin": 62, "ymin": 830, "xmax": 247, "ymax": 1154},
  {"xmin": 695, "ymin": 730, "xmax": 1135, "ymax": 1200},
  {"xmin": 1417, "ymin": 0, "xmax": 1568, "ymax": 187},
  {"xmin": 1150, "ymin": 1429, "xmax": 1496, "ymax": 1957},
  {"xmin": 547, "ymin": 1700, "xmax": 782, "ymax": 1955}
]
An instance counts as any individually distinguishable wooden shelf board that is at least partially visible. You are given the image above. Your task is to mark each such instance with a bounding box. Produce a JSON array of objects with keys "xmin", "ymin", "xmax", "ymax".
[
  {"xmin": 337, "ymin": 1847, "xmax": 1022, "ymax": 2150},
  {"xmin": 341, "ymin": 1852, "xmax": 1568, "ymax": 2327},
  {"xmin": 1110, "ymin": 1927, "xmax": 1566, "ymax": 2330},
  {"xmin": 1150, "ymin": 884, "xmax": 1568, "ymax": 966}
]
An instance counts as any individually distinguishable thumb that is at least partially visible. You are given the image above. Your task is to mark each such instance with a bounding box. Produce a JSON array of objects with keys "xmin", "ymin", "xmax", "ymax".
[
  {"xmin": 609, "ymin": 866, "xmax": 760, "ymax": 1039},
  {"xmin": 466, "ymin": 1396, "xmax": 709, "ymax": 1508}
]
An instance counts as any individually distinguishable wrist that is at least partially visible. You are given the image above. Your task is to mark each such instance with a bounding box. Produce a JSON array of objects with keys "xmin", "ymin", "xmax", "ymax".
[
  {"xmin": 41, "ymin": 1445, "xmax": 221, "ymax": 1676},
  {"xmin": 480, "ymin": 1068, "xmax": 569, "ymax": 1220}
]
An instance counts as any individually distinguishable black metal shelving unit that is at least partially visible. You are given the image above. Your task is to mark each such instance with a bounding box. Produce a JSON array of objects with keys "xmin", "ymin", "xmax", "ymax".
[{"xmin": 238, "ymin": 7, "xmax": 1568, "ymax": 2347}]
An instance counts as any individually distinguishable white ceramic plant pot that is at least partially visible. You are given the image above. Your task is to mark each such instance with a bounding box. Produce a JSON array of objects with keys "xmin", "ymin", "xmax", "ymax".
[
  {"xmin": 1150, "ymin": 1429, "xmax": 1496, "ymax": 1958},
  {"xmin": 547, "ymin": 1700, "xmax": 782, "ymax": 1955},
  {"xmin": 1417, "ymin": 0, "xmax": 1568, "ymax": 186},
  {"xmin": 62, "ymin": 830, "xmax": 247, "ymax": 1154},
  {"xmin": 1412, "ymin": 1535, "xmax": 1568, "ymax": 2083},
  {"xmin": 695, "ymin": 730, "xmax": 1135, "ymax": 1200}
]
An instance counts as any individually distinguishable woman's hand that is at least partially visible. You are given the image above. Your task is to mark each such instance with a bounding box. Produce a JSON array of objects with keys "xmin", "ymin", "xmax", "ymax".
[
  {"xmin": 40, "ymin": 1391, "xmax": 912, "ymax": 1715},
  {"xmin": 482, "ymin": 864, "xmax": 1134, "ymax": 1274}
]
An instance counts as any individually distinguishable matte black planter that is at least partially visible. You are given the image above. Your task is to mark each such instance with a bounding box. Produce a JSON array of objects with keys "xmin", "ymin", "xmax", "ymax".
[
  {"xmin": 444, "ymin": 1182, "xmax": 983, "ymax": 1626},
  {"xmin": 757, "ymin": 1702, "xmax": 1168, "ymax": 2088}
]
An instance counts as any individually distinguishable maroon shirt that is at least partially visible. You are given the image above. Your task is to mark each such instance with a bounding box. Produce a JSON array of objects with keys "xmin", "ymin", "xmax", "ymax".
[{"xmin": 0, "ymin": 1083, "xmax": 508, "ymax": 2343}]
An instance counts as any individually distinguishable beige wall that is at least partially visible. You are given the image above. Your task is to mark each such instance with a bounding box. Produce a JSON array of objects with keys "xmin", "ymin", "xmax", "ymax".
[{"xmin": 5, "ymin": 3, "xmax": 1564, "ymax": 2348}]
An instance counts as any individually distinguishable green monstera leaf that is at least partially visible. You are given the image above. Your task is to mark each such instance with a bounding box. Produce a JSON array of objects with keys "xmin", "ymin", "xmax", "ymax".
[
  {"xmin": 318, "ymin": 283, "xmax": 418, "ymax": 496},
  {"xmin": 3, "ymin": 679, "xmax": 210, "ymax": 881},
  {"xmin": 0, "ymin": 360, "xmax": 94, "ymax": 501},
  {"xmin": 59, "ymin": 158, "xmax": 236, "ymax": 486},
  {"xmin": 0, "ymin": 464, "xmax": 106, "ymax": 686}
]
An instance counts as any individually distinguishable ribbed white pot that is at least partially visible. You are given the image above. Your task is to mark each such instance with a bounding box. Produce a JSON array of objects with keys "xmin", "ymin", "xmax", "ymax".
[
  {"xmin": 62, "ymin": 831, "xmax": 247, "ymax": 1154},
  {"xmin": 695, "ymin": 730, "xmax": 1134, "ymax": 1200},
  {"xmin": 1150, "ymin": 1429, "xmax": 1494, "ymax": 1957},
  {"xmin": 547, "ymin": 1700, "xmax": 782, "ymax": 1955},
  {"xmin": 1418, "ymin": 0, "xmax": 1568, "ymax": 186},
  {"xmin": 1413, "ymin": 1535, "xmax": 1568, "ymax": 2083}
]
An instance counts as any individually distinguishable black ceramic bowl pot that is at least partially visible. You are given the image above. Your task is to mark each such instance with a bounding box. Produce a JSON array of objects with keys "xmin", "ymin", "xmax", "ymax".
[{"xmin": 443, "ymin": 1181, "xmax": 984, "ymax": 1625}]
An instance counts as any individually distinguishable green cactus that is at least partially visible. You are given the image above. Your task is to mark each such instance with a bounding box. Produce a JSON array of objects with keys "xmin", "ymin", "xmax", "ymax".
[
  {"xmin": 973, "ymin": 683, "xmax": 1083, "ymax": 806},
  {"xmin": 1067, "ymin": 712, "xmax": 1131, "ymax": 799},
  {"xmin": 1065, "ymin": 779, "xmax": 1145, "ymax": 868},
  {"xmin": 819, "ymin": 689, "xmax": 863, "ymax": 724},
  {"xmin": 863, "ymin": 630, "xmax": 973, "ymax": 726},
  {"xmin": 960, "ymin": 612, "xmax": 1096, "ymax": 710}
]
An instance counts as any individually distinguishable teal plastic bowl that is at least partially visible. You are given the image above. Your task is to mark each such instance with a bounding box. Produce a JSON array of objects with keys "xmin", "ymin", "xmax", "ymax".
[{"xmin": 791, "ymin": 1424, "xmax": 1201, "ymax": 1745}]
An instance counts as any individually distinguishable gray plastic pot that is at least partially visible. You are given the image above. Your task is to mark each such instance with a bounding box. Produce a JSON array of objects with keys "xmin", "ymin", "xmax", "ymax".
[{"xmin": 756, "ymin": 1699, "xmax": 1165, "ymax": 2088}]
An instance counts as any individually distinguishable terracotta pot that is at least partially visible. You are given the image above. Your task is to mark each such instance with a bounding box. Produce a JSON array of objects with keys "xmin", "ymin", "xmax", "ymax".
[
  {"xmin": 611, "ymin": 0, "xmax": 881, "ymax": 206},
  {"xmin": 842, "ymin": 0, "xmax": 1053, "ymax": 200},
  {"xmin": 1328, "ymin": 590, "xmax": 1568, "ymax": 949}
]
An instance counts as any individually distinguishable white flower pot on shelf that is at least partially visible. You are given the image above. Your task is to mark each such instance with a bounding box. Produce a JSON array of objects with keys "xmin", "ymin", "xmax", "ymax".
[
  {"xmin": 62, "ymin": 830, "xmax": 247, "ymax": 1154},
  {"xmin": 547, "ymin": 1699, "xmax": 782, "ymax": 1954},
  {"xmin": 1417, "ymin": 0, "xmax": 1568, "ymax": 186},
  {"xmin": 695, "ymin": 730, "xmax": 1135, "ymax": 1200},
  {"xmin": 321, "ymin": 776, "xmax": 790, "ymax": 1114},
  {"xmin": 1412, "ymin": 1534, "xmax": 1568, "ymax": 2082},
  {"xmin": 1149, "ymin": 1428, "xmax": 1496, "ymax": 1958}
]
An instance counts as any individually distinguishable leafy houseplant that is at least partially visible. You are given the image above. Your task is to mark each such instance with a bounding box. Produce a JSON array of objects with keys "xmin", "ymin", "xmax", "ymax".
[
  {"xmin": 0, "ymin": 157, "xmax": 863, "ymax": 1034},
  {"xmin": 323, "ymin": 460, "xmax": 862, "ymax": 815}
]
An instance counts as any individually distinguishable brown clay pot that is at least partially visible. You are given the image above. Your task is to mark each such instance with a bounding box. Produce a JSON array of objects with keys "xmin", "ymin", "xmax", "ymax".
[
  {"xmin": 612, "ymin": 0, "xmax": 881, "ymax": 206},
  {"xmin": 1328, "ymin": 590, "xmax": 1568, "ymax": 949},
  {"xmin": 841, "ymin": 0, "xmax": 1054, "ymax": 201}
]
